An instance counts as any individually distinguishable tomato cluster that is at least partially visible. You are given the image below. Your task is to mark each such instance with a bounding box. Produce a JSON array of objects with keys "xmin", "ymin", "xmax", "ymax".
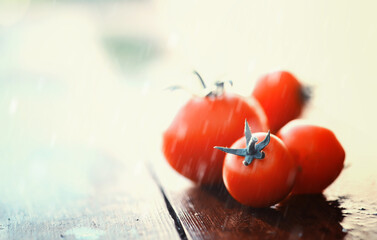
[{"xmin": 162, "ymin": 71, "xmax": 345, "ymax": 208}]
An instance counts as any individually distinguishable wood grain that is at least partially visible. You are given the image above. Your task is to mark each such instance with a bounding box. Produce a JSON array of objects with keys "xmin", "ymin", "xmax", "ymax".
[{"xmin": 0, "ymin": 150, "xmax": 180, "ymax": 240}]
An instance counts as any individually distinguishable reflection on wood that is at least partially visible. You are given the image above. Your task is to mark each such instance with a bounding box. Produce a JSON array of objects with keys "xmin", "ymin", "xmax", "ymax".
[{"xmin": 159, "ymin": 179, "xmax": 346, "ymax": 239}]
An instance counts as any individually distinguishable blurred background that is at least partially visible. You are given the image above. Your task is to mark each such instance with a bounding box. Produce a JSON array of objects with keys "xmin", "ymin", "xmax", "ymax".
[{"xmin": 1, "ymin": 0, "xmax": 377, "ymax": 215}]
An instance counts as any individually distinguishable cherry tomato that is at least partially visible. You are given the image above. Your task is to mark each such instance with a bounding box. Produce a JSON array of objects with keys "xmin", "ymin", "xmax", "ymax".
[
  {"xmin": 252, "ymin": 71, "xmax": 309, "ymax": 133},
  {"xmin": 163, "ymin": 83, "xmax": 268, "ymax": 185},
  {"xmin": 277, "ymin": 120, "xmax": 345, "ymax": 194},
  {"xmin": 216, "ymin": 121, "xmax": 297, "ymax": 207}
]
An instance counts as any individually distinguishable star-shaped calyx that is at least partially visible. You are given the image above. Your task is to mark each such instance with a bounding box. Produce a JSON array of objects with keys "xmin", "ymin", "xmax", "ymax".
[{"xmin": 214, "ymin": 120, "xmax": 271, "ymax": 166}]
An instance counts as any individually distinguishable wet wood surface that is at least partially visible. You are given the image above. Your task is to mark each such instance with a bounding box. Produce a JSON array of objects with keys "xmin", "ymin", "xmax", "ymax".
[
  {"xmin": 0, "ymin": 151, "xmax": 180, "ymax": 240},
  {"xmin": 0, "ymin": 158, "xmax": 179, "ymax": 240}
]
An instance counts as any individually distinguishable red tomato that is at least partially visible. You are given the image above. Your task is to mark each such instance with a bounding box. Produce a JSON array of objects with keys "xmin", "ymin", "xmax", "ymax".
[
  {"xmin": 163, "ymin": 91, "xmax": 268, "ymax": 185},
  {"xmin": 252, "ymin": 71, "xmax": 309, "ymax": 133},
  {"xmin": 217, "ymin": 122, "xmax": 297, "ymax": 207},
  {"xmin": 277, "ymin": 120, "xmax": 345, "ymax": 194}
]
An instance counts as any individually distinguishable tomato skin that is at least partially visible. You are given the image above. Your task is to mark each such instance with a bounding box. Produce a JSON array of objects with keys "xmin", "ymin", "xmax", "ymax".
[
  {"xmin": 223, "ymin": 133, "xmax": 297, "ymax": 207},
  {"xmin": 163, "ymin": 93, "xmax": 268, "ymax": 185},
  {"xmin": 277, "ymin": 120, "xmax": 345, "ymax": 194},
  {"xmin": 252, "ymin": 71, "xmax": 307, "ymax": 133}
]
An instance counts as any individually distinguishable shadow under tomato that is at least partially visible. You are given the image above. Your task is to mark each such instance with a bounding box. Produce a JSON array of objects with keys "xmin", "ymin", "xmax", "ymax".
[{"xmin": 182, "ymin": 183, "xmax": 346, "ymax": 239}]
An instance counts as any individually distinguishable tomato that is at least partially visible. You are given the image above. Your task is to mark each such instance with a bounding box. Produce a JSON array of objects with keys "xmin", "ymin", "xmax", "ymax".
[
  {"xmin": 163, "ymin": 80, "xmax": 268, "ymax": 185},
  {"xmin": 277, "ymin": 120, "xmax": 345, "ymax": 194},
  {"xmin": 216, "ymin": 121, "xmax": 297, "ymax": 207},
  {"xmin": 252, "ymin": 71, "xmax": 309, "ymax": 133}
]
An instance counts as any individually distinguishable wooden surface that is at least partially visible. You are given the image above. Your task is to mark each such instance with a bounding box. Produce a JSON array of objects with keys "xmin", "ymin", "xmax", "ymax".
[
  {"xmin": 1, "ymin": 1, "xmax": 377, "ymax": 239},
  {"xmin": 0, "ymin": 151, "xmax": 180, "ymax": 240}
]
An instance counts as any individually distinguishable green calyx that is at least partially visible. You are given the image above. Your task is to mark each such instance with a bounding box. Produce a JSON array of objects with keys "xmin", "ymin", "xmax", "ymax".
[
  {"xmin": 215, "ymin": 120, "xmax": 271, "ymax": 166},
  {"xmin": 166, "ymin": 71, "xmax": 232, "ymax": 98},
  {"xmin": 194, "ymin": 71, "xmax": 233, "ymax": 98}
]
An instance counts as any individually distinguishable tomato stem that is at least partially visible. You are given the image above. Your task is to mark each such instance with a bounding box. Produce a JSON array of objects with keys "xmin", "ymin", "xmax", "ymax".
[
  {"xmin": 193, "ymin": 71, "xmax": 234, "ymax": 98},
  {"xmin": 193, "ymin": 71, "xmax": 207, "ymax": 89},
  {"xmin": 167, "ymin": 71, "xmax": 232, "ymax": 98},
  {"xmin": 214, "ymin": 120, "xmax": 270, "ymax": 166},
  {"xmin": 301, "ymin": 85, "xmax": 312, "ymax": 103}
]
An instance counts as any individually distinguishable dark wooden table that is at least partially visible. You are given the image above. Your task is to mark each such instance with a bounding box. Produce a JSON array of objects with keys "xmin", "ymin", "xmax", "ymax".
[{"xmin": 1, "ymin": 1, "xmax": 377, "ymax": 239}]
